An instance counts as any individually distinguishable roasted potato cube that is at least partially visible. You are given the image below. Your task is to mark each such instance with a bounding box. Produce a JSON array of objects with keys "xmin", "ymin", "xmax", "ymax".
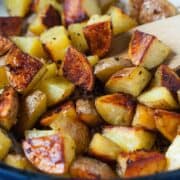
[
  {"xmin": 106, "ymin": 66, "xmax": 151, "ymax": 97},
  {"xmin": 16, "ymin": 90, "xmax": 47, "ymax": 134},
  {"xmin": 84, "ymin": 21, "xmax": 112, "ymax": 58},
  {"xmin": 95, "ymin": 93, "xmax": 135, "ymax": 126},
  {"xmin": 107, "ymin": 6, "xmax": 137, "ymax": 36},
  {"xmin": 0, "ymin": 34, "xmax": 13, "ymax": 56},
  {"xmin": 98, "ymin": 0, "xmax": 116, "ymax": 12},
  {"xmin": 94, "ymin": 56, "xmax": 132, "ymax": 82},
  {"xmin": 139, "ymin": 0, "xmax": 177, "ymax": 24},
  {"xmin": 6, "ymin": 46, "xmax": 46, "ymax": 94},
  {"xmin": 38, "ymin": 76, "xmax": 74, "ymax": 106},
  {"xmin": 152, "ymin": 65, "xmax": 180, "ymax": 95},
  {"xmin": 0, "ymin": 17, "xmax": 23, "ymax": 36},
  {"xmin": 103, "ymin": 126, "xmax": 155, "ymax": 152},
  {"xmin": 0, "ymin": 87, "xmax": 19, "ymax": 130},
  {"xmin": 0, "ymin": 129, "xmax": 12, "ymax": 160},
  {"xmin": 4, "ymin": 0, "xmax": 31, "ymax": 17},
  {"xmin": 154, "ymin": 109, "xmax": 180, "ymax": 141},
  {"xmin": 166, "ymin": 135, "xmax": 180, "ymax": 170},
  {"xmin": 132, "ymin": 104, "xmax": 156, "ymax": 131},
  {"xmin": 129, "ymin": 30, "xmax": 171, "ymax": 69},
  {"xmin": 4, "ymin": 154, "xmax": 34, "ymax": 171},
  {"xmin": 117, "ymin": 150, "xmax": 166, "ymax": 178},
  {"xmin": 23, "ymin": 131, "xmax": 75, "ymax": 175},
  {"xmin": 87, "ymin": 55, "xmax": 99, "ymax": 66},
  {"xmin": 76, "ymin": 99, "xmax": 101, "ymax": 127},
  {"xmin": 11, "ymin": 36, "xmax": 47, "ymax": 59},
  {"xmin": 138, "ymin": 87, "xmax": 179, "ymax": 110},
  {"xmin": 68, "ymin": 23, "xmax": 89, "ymax": 52},
  {"xmin": 89, "ymin": 133, "xmax": 122, "ymax": 161},
  {"xmin": 43, "ymin": 63, "xmax": 57, "ymax": 79},
  {"xmin": 0, "ymin": 66, "xmax": 8, "ymax": 89},
  {"xmin": 70, "ymin": 156, "xmax": 116, "ymax": 179},
  {"xmin": 40, "ymin": 26, "xmax": 71, "ymax": 61},
  {"xmin": 62, "ymin": 47, "xmax": 94, "ymax": 91},
  {"xmin": 87, "ymin": 14, "xmax": 111, "ymax": 25}
]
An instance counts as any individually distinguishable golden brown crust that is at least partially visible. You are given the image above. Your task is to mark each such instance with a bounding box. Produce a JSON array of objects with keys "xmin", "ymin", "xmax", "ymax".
[
  {"xmin": 83, "ymin": 21, "xmax": 112, "ymax": 58},
  {"xmin": 0, "ymin": 34, "xmax": 13, "ymax": 56},
  {"xmin": 62, "ymin": 47, "xmax": 94, "ymax": 91},
  {"xmin": 63, "ymin": 0, "xmax": 88, "ymax": 26},
  {"xmin": 0, "ymin": 17, "xmax": 23, "ymax": 36},
  {"xmin": 23, "ymin": 134, "xmax": 65, "ymax": 175},
  {"xmin": 6, "ymin": 46, "xmax": 43, "ymax": 92}
]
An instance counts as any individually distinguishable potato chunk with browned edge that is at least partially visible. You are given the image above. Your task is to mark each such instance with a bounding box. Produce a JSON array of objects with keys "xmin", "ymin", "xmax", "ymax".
[
  {"xmin": 129, "ymin": 30, "xmax": 171, "ymax": 69},
  {"xmin": 62, "ymin": 47, "xmax": 94, "ymax": 91},
  {"xmin": 0, "ymin": 87, "xmax": 19, "ymax": 130},
  {"xmin": 70, "ymin": 156, "xmax": 116, "ymax": 179},
  {"xmin": 84, "ymin": 21, "xmax": 112, "ymax": 58},
  {"xmin": 154, "ymin": 109, "xmax": 180, "ymax": 141},
  {"xmin": 23, "ymin": 131, "xmax": 75, "ymax": 175},
  {"xmin": 95, "ymin": 93, "xmax": 136, "ymax": 126},
  {"xmin": 117, "ymin": 150, "xmax": 166, "ymax": 178},
  {"xmin": 0, "ymin": 34, "xmax": 13, "ymax": 56},
  {"xmin": 6, "ymin": 46, "xmax": 46, "ymax": 94},
  {"xmin": 0, "ymin": 66, "xmax": 8, "ymax": 89}
]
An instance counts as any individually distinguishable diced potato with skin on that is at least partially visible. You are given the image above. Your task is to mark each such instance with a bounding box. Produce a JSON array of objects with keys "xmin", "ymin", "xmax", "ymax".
[
  {"xmin": 84, "ymin": 21, "xmax": 112, "ymax": 58},
  {"xmin": 154, "ymin": 109, "xmax": 180, "ymax": 141},
  {"xmin": 0, "ymin": 66, "xmax": 8, "ymax": 89},
  {"xmin": 40, "ymin": 26, "xmax": 71, "ymax": 61},
  {"xmin": 103, "ymin": 126, "xmax": 155, "ymax": 152},
  {"xmin": 129, "ymin": 30, "xmax": 171, "ymax": 69},
  {"xmin": 76, "ymin": 99, "xmax": 101, "ymax": 127},
  {"xmin": 107, "ymin": 6, "xmax": 137, "ymax": 36},
  {"xmin": 6, "ymin": 46, "xmax": 46, "ymax": 94},
  {"xmin": 23, "ymin": 130, "xmax": 76, "ymax": 175},
  {"xmin": 62, "ymin": 47, "xmax": 94, "ymax": 91},
  {"xmin": 89, "ymin": 133, "xmax": 122, "ymax": 161},
  {"xmin": 152, "ymin": 65, "xmax": 180, "ymax": 95},
  {"xmin": 95, "ymin": 93, "xmax": 136, "ymax": 126},
  {"xmin": 38, "ymin": 76, "xmax": 74, "ymax": 107},
  {"xmin": 117, "ymin": 150, "xmax": 166, "ymax": 178},
  {"xmin": 4, "ymin": 154, "xmax": 34, "ymax": 171},
  {"xmin": 94, "ymin": 56, "xmax": 132, "ymax": 82},
  {"xmin": 106, "ymin": 66, "xmax": 151, "ymax": 97},
  {"xmin": 4, "ymin": 0, "xmax": 31, "ymax": 17},
  {"xmin": 98, "ymin": 0, "xmax": 116, "ymax": 12},
  {"xmin": 0, "ymin": 34, "xmax": 13, "ymax": 56},
  {"xmin": 166, "ymin": 135, "xmax": 180, "ymax": 170},
  {"xmin": 70, "ymin": 156, "xmax": 116, "ymax": 179},
  {"xmin": 68, "ymin": 23, "xmax": 89, "ymax": 53},
  {"xmin": 132, "ymin": 104, "xmax": 156, "ymax": 131},
  {"xmin": 0, "ymin": 86, "xmax": 19, "ymax": 130},
  {"xmin": 0, "ymin": 17, "xmax": 23, "ymax": 36},
  {"xmin": 11, "ymin": 36, "xmax": 47, "ymax": 59},
  {"xmin": 87, "ymin": 55, "xmax": 99, "ymax": 67},
  {"xmin": 138, "ymin": 87, "xmax": 179, "ymax": 110},
  {"xmin": 16, "ymin": 90, "xmax": 47, "ymax": 134},
  {"xmin": 0, "ymin": 129, "xmax": 12, "ymax": 160}
]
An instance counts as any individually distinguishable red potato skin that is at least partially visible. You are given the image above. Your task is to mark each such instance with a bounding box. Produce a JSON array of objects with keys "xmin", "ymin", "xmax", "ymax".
[{"xmin": 0, "ymin": 34, "xmax": 13, "ymax": 56}]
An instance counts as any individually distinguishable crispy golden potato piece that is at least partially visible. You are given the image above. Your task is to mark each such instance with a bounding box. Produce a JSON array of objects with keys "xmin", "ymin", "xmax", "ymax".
[
  {"xmin": 152, "ymin": 65, "xmax": 180, "ymax": 95},
  {"xmin": 103, "ymin": 126, "xmax": 155, "ymax": 152},
  {"xmin": 0, "ymin": 17, "xmax": 23, "ymax": 36},
  {"xmin": 63, "ymin": 0, "xmax": 88, "ymax": 26},
  {"xmin": 138, "ymin": 87, "xmax": 179, "ymax": 110},
  {"xmin": 166, "ymin": 135, "xmax": 180, "ymax": 170},
  {"xmin": 94, "ymin": 56, "xmax": 132, "ymax": 82},
  {"xmin": 139, "ymin": 0, "xmax": 177, "ymax": 24},
  {"xmin": 117, "ymin": 150, "xmax": 166, "ymax": 178},
  {"xmin": 0, "ymin": 87, "xmax": 19, "ymax": 130},
  {"xmin": 154, "ymin": 109, "xmax": 180, "ymax": 141},
  {"xmin": 62, "ymin": 47, "xmax": 94, "ymax": 91},
  {"xmin": 76, "ymin": 99, "xmax": 101, "ymax": 127},
  {"xmin": 95, "ymin": 93, "xmax": 136, "ymax": 126},
  {"xmin": 6, "ymin": 46, "xmax": 46, "ymax": 94},
  {"xmin": 87, "ymin": 55, "xmax": 99, "ymax": 66},
  {"xmin": 70, "ymin": 156, "xmax": 116, "ymax": 179},
  {"xmin": 23, "ymin": 132, "xmax": 75, "ymax": 175},
  {"xmin": 0, "ymin": 66, "xmax": 8, "ymax": 89},
  {"xmin": 129, "ymin": 30, "xmax": 171, "ymax": 69},
  {"xmin": 89, "ymin": 133, "xmax": 122, "ymax": 161},
  {"xmin": 84, "ymin": 21, "xmax": 112, "ymax": 58},
  {"xmin": 87, "ymin": 14, "xmax": 111, "ymax": 25},
  {"xmin": 0, "ymin": 34, "xmax": 13, "ymax": 56},
  {"xmin": 132, "ymin": 104, "xmax": 156, "ymax": 131},
  {"xmin": 106, "ymin": 66, "xmax": 151, "ymax": 97},
  {"xmin": 0, "ymin": 129, "xmax": 12, "ymax": 160}
]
